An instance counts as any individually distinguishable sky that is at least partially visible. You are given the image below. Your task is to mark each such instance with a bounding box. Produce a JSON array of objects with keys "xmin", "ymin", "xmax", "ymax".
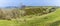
[{"xmin": 0, "ymin": 0, "xmax": 60, "ymax": 7}]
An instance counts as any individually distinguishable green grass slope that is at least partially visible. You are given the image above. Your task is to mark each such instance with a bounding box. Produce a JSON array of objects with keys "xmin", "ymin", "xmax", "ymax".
[
  {"xmin": 0, "ymin": 8, "xmax": 60, "ymax": 26},
  {"xmin": 20, "ymin": 8, "xmax": 60, "ymax": 26}
]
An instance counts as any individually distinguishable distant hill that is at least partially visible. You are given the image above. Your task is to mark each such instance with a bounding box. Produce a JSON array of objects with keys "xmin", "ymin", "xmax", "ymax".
[{"xmin": 5, "ymin": 6, "xmax": 19, "ymax": 8}]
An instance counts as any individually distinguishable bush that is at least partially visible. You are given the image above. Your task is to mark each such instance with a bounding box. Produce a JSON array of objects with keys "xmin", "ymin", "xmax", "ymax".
[{"xmin": 24, "ymin": 7, "xmax": 51, "ymax": 15}]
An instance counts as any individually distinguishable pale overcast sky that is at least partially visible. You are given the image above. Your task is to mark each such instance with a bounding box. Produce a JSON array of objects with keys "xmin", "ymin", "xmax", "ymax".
[{"xmin": 0, "ymin": 0, "xmax": 60, "ymax": 7}]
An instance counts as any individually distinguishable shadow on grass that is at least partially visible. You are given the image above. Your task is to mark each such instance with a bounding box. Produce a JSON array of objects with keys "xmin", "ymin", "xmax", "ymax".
[{"xmin": 50, "ymin": 20, "xmax": 60, "ymax": 26}]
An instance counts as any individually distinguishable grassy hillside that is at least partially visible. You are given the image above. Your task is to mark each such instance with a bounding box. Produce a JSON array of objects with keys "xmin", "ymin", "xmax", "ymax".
[
  {"xmin": 0, "ymin": 7, "xmax": 60, "ymax": 26},
  {"xmin": 19, "ymin": 8, "xmax": 60, "ymax": 26}
]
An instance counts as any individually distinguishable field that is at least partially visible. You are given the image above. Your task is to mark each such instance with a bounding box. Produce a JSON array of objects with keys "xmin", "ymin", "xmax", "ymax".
[{"xmin": 0, "ymin": 6, "xmax": 60, "ymax": 26}]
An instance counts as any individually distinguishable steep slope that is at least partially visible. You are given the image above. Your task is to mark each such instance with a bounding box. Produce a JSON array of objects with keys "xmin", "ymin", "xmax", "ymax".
[
  {"xmin": 20, "ymin": 8, "xmax": 60, "ymax": 26},
  {"xmin": 0, "ymin": 8, "xmax": 59, "ymax": 26}
]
